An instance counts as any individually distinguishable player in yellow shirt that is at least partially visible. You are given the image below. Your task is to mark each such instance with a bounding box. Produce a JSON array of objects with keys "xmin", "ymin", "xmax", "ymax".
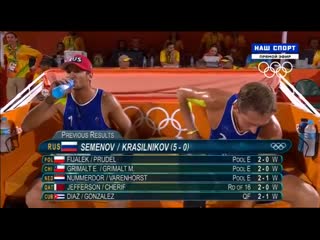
[{"xmin": 4, "ymin": 32, "xmax": 43, "ymax": 101}]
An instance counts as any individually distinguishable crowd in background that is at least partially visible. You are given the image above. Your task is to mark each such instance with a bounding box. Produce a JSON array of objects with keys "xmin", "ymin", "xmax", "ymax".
[{"xmin": 1, "ymin": 31, "xmax": 320, "ymax": 103}]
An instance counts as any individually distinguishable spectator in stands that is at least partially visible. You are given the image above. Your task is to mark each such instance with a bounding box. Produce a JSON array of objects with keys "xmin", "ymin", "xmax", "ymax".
[
  {"xmin": 93, "ymin": 53, "xmax": 104, "ymax": 67},
  {"xmin": 164, "ymin": 32, "xmax": 185, "ymax": 66},
  {"xmin": 160, "ymin": 41, "xmax": 180, "ymax": 67},
  {"xmin": 220, "ymin": 32, "xmax": 247, "ymax": 56},
  {"xmin": 229, "ymin": 47, "xmax": 246, "ymax": 67},
  {"xmin": 300, "ymin": 38, "xmax": 319, "ymax": 64},
  {"xmin": 4, "ymin": 32, "xmax": 43, "ymax": 101},
  {"xmin": 198, "ymin": 44, "xmax": 223, "ymax": 68},
  {"xmin": 227, "ymin": 32, "xmax": 249, "ymax": 65},
  {"xmin": 52, "ymin": 42, "xmax": 65, "ymax": 67},
  {"xmin": 231, "ymin": 32, "xmax": 247, "ymax": 48},
  {"xmin": 218, "ymin": 55, "xmax": 243, "ymax": 69},
  {"xmin": 127, "ymin": 38, "xmax": 145, "ymax": 67},
  {"xmin": 199, "ymin": 32, "xmax": 224, "ymax": 57},
  {"xmin": 118, "ymin": 55, "xmax": 131, "ymax": 68},
  {"xmin": 62, "ymin": 32, "xmax": 85, "ymax": 51},
  {"xmin": 108, "ymin": 40, "xmax": 128, "ymax": 67},
  {"xmin": 202, "ymin": 44, "xmax": 223, "ymax": 59},
  {"xmin": 219, "ymin": 55, "xmax": 235, "ymax": 69},
  {"xmin": 164, "ymin": 32, "xmax": 184, "ymax": 52}
]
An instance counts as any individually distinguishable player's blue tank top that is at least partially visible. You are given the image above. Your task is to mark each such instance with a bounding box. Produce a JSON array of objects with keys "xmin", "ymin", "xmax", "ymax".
[
  {"xmin": 63, "ymin": 89, "xmax": 111, "ymax": 130},
  {"xmin": 209, "ymin": 94, "xmax": 259, "ymax": 140}
]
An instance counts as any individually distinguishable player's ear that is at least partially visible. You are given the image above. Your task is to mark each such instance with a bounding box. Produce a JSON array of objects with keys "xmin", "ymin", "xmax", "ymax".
[{"xmin": 233, "ymin": 102, "xmax": 240, "ymax": 113}]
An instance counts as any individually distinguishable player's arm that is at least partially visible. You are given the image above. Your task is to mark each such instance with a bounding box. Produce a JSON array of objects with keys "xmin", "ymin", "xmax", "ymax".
[
  {"xmin": 172, "ymin": 51, "xmax": 180, "ymax": 65},
  {"xmin": 160, "ymin": 50, "xmax": 168, "ymax": 66},
  {"xmin": 26, "ymin": 46, "xmax": 43, "ymax": 71},
  {"xmin": 257, "ymin": 116, "xmax": 282, "ymax": 140},
  {"xmin": 21, "ymin": 79, "xmax": 68, "ymax": 133},
  {"xmin": 177, "ymin": 87, "xmax": 218, "ymax": 139},
  {"xmin": 103, "ymin": 93, "xmax": 138, "ymax": 139},
  {"xmin": 21, "ymin": 96, "xmax": 60, "ymax": 133}
]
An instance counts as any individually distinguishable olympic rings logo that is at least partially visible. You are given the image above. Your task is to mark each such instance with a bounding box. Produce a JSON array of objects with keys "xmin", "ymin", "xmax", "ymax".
[
  {"xmin": 258, "ymin": 61, "xmax": 293, "ymax": 78},
  {"xmin": 123, "ymin": 106, "xmax": 195, "ymax": 138},
  {"xmin": 270, "ymin": 143, "xmax": 287, "ymax": 151}
]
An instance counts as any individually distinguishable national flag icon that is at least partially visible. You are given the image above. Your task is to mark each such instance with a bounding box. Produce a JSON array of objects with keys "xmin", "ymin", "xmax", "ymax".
[
  {"xmin": 54, "ymin": 175, "xmax": 65, "ymax": 181},
  {"xmin": 54, "ymin": 184, "xmax": 65, "ymax": 191},
  {"xmin": 54, "ymin": 193, "xmax": 65, "ymax": 200},
  {"xmin": 61, "ymin": 141, "xmax": 78, "ymax": 152},
  {"xmin": 54, "ymin": 165, "xmax": 65, "ymax": 173},
  {"xmin": 54, "ymin": 156, "xmax": 65, "ymax": 164}
]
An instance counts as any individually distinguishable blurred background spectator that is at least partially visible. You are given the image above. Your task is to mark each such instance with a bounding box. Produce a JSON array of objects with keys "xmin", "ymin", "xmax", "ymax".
[
  {"xmin": 127, "ymin": 38, "xmax": 145, "ymax": 67},
  {"xmin": 118, "ymin": 55, "xmax": 131, "ymax": 69},
  {"xmin": 164, "ymin": 32, "xmax": 184, "ymax": 66},
  {"xmin": 312, "ymin": 45, "xmax": 320, "ymax": 68},
  {"xmin": 52, "ymin": 42, "xmax": 65, "ymax": 67},
  {"xmin": 4, "ymin": 32, "xmax": 43, "ymax": 101},
  {"xmin": 108, "ymin": 40, "xmax": 128, "ymax": 67},
  {"xmin": 62, "ymin": 32, "xmax": 86, "ymax": 51},
  {"xmin": 199, "ymin": 32, "xmax": 224, "ymax": 58},
  {"xmin": 93, "ymin": 53, "xmax": 104, "ymax": 67},
  {"xmin": 300, "ymin": 38, "xmax": 319, "ymax": 64},
  {"xmin": 160, "ymin": 41, "xmax": 180, "ymax": 67}
]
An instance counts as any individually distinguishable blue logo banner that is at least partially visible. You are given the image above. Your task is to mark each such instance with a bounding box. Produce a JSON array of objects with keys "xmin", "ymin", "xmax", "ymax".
[{"xmin": 251, "ymin": 43, "xmax": 299, "ymax": 53}]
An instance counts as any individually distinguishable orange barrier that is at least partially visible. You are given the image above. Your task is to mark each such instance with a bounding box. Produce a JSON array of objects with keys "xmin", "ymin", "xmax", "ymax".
[
  {"xmin": 46, "ymin": 68, "xmax": 275, "ymax": 99},
  {"xmin": 1, "ymin": 68, "xmax": 319, "ymax": 208},
  {"xmin": 290, "ymin": 69, "xmax": 320, "ymax": 84},
  {"xmin": 1, "ymin": 68, "xmax": 319, "ymax": 108}
]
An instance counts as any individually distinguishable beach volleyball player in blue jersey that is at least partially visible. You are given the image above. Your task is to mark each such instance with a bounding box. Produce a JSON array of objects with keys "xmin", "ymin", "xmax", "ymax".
[
  {"xmin": 22, "ymin": 55, "xmax": 137, "ymax": 208},
  {"xmin": 177, "ymin": 82, "xmax": 319, "ymax": 208}
]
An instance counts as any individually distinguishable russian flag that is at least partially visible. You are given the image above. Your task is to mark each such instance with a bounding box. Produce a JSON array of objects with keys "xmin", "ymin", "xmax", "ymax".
[
  {"xmin": 54, "ymin": 193, "xmax": 65, "ymax": 200},
  {"xmin": 54, "ymin": 184, "xmax": 65, "ymax": 191},
  {"xmin": 54, "ymin": 175, "xmax": 65, "ymax": 181},
  {"xmin": 54, "ymin": 165, "xmax": 65, "ymax": 173},
  {"xmin": 54, "ymin": 156, "xmax": 65, "ymax": 164},
  {"xmin": 61, "ymin": 141, "xmax": 78, "ymax": 152}
]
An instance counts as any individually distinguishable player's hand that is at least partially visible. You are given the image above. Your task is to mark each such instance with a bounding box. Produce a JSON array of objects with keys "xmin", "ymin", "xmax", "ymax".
[
  {"xmin": 187, "ymin": 132, "xmax": 201, "ymax": 140},
  {"xmin": 49, "ymin": 78, "xmax": 70, "ymax": 94},
  {"xmin": 44, "ymin": 78, "xmax": 71, "ymax": 104}
]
